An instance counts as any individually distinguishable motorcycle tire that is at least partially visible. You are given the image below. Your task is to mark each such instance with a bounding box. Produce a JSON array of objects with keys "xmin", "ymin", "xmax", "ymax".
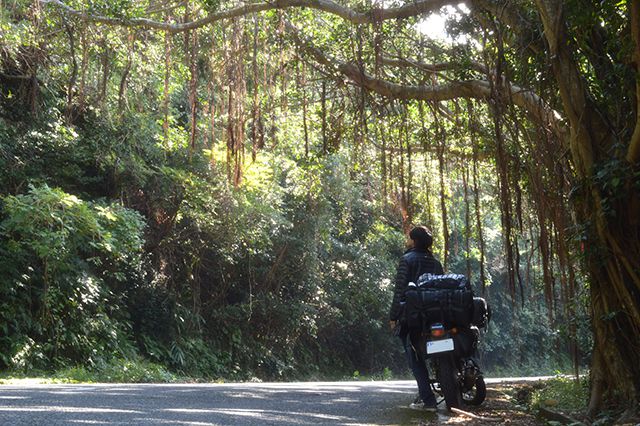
[
  {"xmin": 436, "ymin": 356, "xmax": 462, "ymax": 409},
  {"xmin": 462, "ymin": 376, "xmax": 486, "ymax": 406}
]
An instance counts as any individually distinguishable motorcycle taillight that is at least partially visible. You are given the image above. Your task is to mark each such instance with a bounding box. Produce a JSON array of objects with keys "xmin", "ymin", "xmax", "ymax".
[{"xmin": 430, "ymin": 323, "xmax": 445, "ymax": 337}]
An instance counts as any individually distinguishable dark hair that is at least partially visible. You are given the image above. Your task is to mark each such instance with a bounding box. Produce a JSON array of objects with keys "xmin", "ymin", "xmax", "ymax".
[{"xmin": 409, "ymin": 226, "xmax": 433, "ymax": 249}]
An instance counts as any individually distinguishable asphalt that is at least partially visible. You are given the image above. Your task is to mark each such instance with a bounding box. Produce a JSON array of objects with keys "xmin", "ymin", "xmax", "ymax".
[
  {"xmin": 0, "ymin": 380, "xmax": 422, "ymax": 425},
  {"xmin": 0, "ymin": 377, "xmax": 553, "ymax": 425}
]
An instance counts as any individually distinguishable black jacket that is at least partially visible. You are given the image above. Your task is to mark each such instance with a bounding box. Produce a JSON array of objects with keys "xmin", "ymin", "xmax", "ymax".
[{"xmin": 389, "ymin": 248, "xmax": 444, "ymax": 321}]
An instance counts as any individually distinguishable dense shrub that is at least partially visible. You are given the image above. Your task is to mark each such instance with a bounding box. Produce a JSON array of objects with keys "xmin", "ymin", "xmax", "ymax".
[{"xmin": 0, "ymin": 185, "xmax": 145, "ymax": 369}]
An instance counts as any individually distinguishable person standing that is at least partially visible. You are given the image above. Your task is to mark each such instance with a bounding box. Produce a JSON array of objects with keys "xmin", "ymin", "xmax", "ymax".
[{"xmin": 389, "ymin": 226, "xmax": 444, "ymax": 411}]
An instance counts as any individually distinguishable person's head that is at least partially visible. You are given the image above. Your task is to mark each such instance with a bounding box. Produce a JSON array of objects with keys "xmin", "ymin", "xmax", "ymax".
[{"xmin": 409, "ymin": 226, "xmax": 433, "ymax": 250}]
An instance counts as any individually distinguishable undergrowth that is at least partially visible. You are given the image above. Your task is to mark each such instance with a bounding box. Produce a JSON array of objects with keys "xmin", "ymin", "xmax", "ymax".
[
  {"xmin": 0, "ymin": 358, "xmax": 181, "ymax": 384},
  {"xmin": 530, "ymin": 376, "xmax": 589, "ymax": 412}
]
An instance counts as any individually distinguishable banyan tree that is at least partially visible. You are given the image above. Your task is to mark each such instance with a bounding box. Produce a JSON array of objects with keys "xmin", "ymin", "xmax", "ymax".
[{"xmin": 19, "ymin": 0, "xmax": 640, "ymax": 416}]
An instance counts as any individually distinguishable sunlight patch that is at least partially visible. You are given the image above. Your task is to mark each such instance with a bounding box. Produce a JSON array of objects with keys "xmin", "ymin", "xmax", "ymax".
[
  {"xmin": 0, "ymin": 406, "xmax": 143, "ymax": 414},
  {"xmin": 416, "ymin": 3, "xmax": 471, "ymax": 44}
]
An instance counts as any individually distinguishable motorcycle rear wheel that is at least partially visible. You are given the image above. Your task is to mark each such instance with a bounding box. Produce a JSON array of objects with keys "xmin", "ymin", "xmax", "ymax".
[
  {"xmin": 462, "ymin": 376, "xmax": 486, "ymax": 406},
  {"xmin": 436, "ymin": 356, "xmax": 462, "ymax": 409}
]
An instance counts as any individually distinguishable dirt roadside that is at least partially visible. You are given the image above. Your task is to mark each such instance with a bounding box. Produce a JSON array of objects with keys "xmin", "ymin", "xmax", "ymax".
[{"xmin": 390, "ymin": 383, "xmax": 543, "ymax": 425}]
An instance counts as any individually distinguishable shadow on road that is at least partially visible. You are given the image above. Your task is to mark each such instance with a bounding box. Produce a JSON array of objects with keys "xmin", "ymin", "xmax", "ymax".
[{"xmin": 0, "ymin": 381, "xmax": 433, "ymax": 425}]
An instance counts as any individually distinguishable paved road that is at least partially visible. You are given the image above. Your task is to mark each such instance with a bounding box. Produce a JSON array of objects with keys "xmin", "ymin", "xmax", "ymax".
[{"xmin": 0, "ymin": 378, "xmax": 551, "ymax": 425}]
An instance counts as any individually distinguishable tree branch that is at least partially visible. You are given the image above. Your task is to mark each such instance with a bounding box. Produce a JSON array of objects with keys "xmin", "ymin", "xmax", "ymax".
[
  {"xmin": 0, "ymin": 72, "xmax": 34, "ymax": 81},
  {"xmin": 41, "ymin": 0, "xmax": 452, "ymax": 33},
  {"xmin": 381, "ymin": 55, "xmax": 488, "ymax": 75},
  {"xmin": 471, "ymin": 0, "xmax": 544, "ymax": 54},
  {"xmin": 287, "ymin": 23, "xmax": 567, "ymax": 141},
  {"xmin": 44, "ymin": 0, "xmax": 569, "ymax": 144},
  {"xmin": 533, "ymin": 0, "xmax": 616, "ymax": 175}
]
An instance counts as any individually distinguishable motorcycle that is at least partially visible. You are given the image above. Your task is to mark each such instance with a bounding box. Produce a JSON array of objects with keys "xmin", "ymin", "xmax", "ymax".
[
  {"xmin": 423, "ymin": 322, "xmax": 486, "ymax": 409},
  {"xmin": 404, "ymin": 274, "xmax": 490, "ymax": 409}
]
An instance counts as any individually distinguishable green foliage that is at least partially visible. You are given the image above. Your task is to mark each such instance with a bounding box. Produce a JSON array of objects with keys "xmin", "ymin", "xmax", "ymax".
[
  {"xmin": 0, "ymin": 359, "xmax": 178, "ymax": 383},
  {"xmin": 0, "ymin": 184, "xmax": 145, "ymax": 369},
  {"xmin": 0, "ymin": 0, "xmax": 601, "ymax": 386},
  {"xmin": 530, "ymin": 377, "xmax": 589, "ymax": 413},
  {"xmin": 160, "ymin": 152, "xmax": 407, "ymax": 380},
  {"xmin": 64, "ymin": 358, "xmax": 178, "ymax": 383},
  {"xmin": 480, "ymin": 290, "xmax": 563, "ymax": 375}
]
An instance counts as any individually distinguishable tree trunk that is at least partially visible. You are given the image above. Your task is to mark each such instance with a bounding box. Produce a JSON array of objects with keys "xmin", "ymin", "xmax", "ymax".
[
  {"xmin": 163, "ymin": 27, "xmax": 171, "ymax": 148},
  {"xmin": 437, "ymin": 137, "xmax": 449, "ymax": 270},
  {"xmin": 118, "ymin": 31, "xmax": 134, "ymax": 113},
  {"xmin": 469, "ymin": 102, "xmax": 487, "ymax": 294},
  {"xmin": 535, "ymin": 0, "xmax": 640, "ymax": 413},
  {"xmin": 463, "ymin": 164, "xmax": 471, "ymax": 279},
  {"xmin": 63, "ymin": 20, "xmax": 77, "ymax": 122}
]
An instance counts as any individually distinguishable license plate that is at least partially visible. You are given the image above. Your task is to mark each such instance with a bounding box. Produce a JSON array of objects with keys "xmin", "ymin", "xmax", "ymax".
[{"xmin": 426, "ymin": 338, "xmax": 454, "ymax": 354}]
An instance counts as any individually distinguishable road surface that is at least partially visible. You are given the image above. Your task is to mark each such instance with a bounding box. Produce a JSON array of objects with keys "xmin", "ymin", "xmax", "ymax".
[{"xmin": 0, "ymin": 378, "xmax": 550, "ymax": 425}]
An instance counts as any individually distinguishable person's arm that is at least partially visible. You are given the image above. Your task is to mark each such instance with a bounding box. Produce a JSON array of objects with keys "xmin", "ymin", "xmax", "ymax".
[{"xmin": 389, "ymin": 257, "xmax": 408, "ymax": 321}]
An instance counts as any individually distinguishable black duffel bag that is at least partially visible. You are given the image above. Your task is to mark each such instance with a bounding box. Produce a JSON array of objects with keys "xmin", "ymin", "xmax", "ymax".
[
  {"xmin": 417, "ymin": 273, "xmax": 471, "ymax": 290},
  {"xmin": 405, "ymin": 274, "xmax": 474, "ymax": 330}
]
